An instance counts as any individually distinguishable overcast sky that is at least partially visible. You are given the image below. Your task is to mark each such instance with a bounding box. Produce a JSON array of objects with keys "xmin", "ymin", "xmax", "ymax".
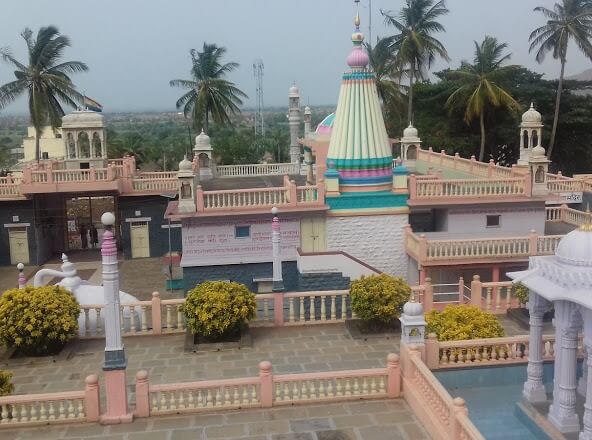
[{"xmin": 1, "ymin": 0, "xmax": 591, "ymax": 114}]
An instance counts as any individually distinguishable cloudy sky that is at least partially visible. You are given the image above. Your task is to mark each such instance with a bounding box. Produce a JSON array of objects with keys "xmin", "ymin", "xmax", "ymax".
[{"xmin": 1, "ymin": 0, "xmax": 591, "ymax": 114}]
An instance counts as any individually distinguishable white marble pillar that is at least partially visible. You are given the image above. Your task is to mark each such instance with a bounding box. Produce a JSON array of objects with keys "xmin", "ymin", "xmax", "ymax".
[
  {"xmin": 549, "ymin": 300, "xmax": 582, "ymax": 434},
  {"xmin": 271, "ymin": 207, "xmax": 284, "ymax": 292},
  {"xmin": 101, "ymin": 212, "xmax": 125, "ymax": 362},
  {"xmin": 523, "ymin": 292, "xmax": 550, "ymax": 403},
  {"xmin": 579, "ymin": 346, "xmax": 588, "ymax": 397},
  {"xmin": 580, "ymin": 309, "xmax": 592, "ymax": 440}
]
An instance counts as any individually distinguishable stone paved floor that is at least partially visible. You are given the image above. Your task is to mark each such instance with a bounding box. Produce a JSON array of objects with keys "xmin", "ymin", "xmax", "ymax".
[
  {"xmin": 498, "ymin": 314, "xmax": 554, "ymax": 336},
  {"xmin": 0, "ymin": 400, "xmax": 428, "ymax": 440},
  {"xmin": 3, "ymin": 325, "xmax": 400, "ymax": 395}
]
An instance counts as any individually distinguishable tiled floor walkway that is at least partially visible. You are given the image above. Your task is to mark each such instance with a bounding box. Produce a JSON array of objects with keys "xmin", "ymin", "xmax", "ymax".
[
  {"xmin": 0, "ymin": 325, "xmax": 422, "ymax": 440},
  {"xmin": 0, "ymin": 400, "xmax": 427, "ymax": 440},
  {"xmin": 4, "ymin": 325, "xmax": 400, "ymax": 394}
]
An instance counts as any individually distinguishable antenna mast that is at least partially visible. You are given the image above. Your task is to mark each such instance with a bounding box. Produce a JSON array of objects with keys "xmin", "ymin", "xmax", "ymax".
[{"xmin": 253, "ymin": 59, "xmax": 265, "ymax": 136}]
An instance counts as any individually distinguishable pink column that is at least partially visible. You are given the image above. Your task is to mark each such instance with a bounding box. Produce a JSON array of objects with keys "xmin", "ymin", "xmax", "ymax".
[
  {"xmin": 419, "ymin": 268, "xmax": 427, "ymax": 285},
  {"xmin": 134, "ymin": 370, "xmax": 150, "ymax": 417},
  {"xmin": 273, "ymin": 292, "xmax": 284, "ymax": 327},
  {"xmin": 425, "ymin": 334, "xmax": 440, "ymax": 369},
  {"xmin": 84, "ymin": 374, "xmax": 101, "ymax": 422},
  {"xmin": 259, "ymin": 361, "xmax": 273, "ymax": 408},
  {"xmin": 386, "ymin": 354, "xmax": 400, "ymax": 398},
  {"xmin": 470, "ymin": 275, "xmax": 482, "ymax": 308},
  {"xmin": 102, "ymin": 369, "xmax": 132, "ymax": 424},
  {"xmin": 449, "ymin": 397, "xmax": 469, "ymax": 439},
  {"xmin": 492, "ymin": 266, "xmax": 500, "ymax": 307},
  {"xmin": 423, "ymin": 278, "xmax": 433, "ymax": 313},
  {"xmin": 151, "ymin": 292, "xmax": 162, "ymax": 335},
  {"xmin": 99, "ymin": 212, "xmax": 133, "ymax": 424}
]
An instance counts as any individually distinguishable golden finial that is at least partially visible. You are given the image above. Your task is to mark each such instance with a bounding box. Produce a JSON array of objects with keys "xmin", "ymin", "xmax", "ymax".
[
  {"xmin": 355, "ymin": 12, "xmax": 361, "ymax": 29},
  {"xmin": 579, "ymin": 204, "xmax": 592, "ymax": 232},
  {"xmin": 410, "ymin": 290, "xmax": 417, "ymax": 303}
]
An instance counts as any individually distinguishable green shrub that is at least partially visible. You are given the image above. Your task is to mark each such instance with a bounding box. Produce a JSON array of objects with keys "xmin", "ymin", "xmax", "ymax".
[
  {"xmin": 0, "ymin": 286, "xmax": 80, "ymax": 356},
  {"xmin": 426, "ymin": 305, "xmax": 505, "ymax": 341},
  {"xmin": 514, "ymin": 283, "xmax": 529, "ymax": 305},
  {"xmin": 182, "ymin": 281, "xmax": 256, "ymax": 338},
  {"xmin": 0, "ymin": 371, "xmax": 14, "ymax": 396},
  {"xmin": 350, "ymin": 274, "xmax": 411, "ymax": 326}
]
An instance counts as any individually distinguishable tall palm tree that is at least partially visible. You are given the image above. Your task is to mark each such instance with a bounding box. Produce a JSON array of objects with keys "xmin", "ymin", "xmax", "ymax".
[
  {"xmin": 0, "ymin": 27, "xmax": 88, "ymax": 162},
  {"xmin": 445, "ymin": 36, "xmax": 521, "ymax": 161},
  {"xmin": 381, "ymin": 0, "xmax": 450, "ymax": 125},
  {"xmin": 530, "ymin": 0, "xmax": 592, "ymax": 158},
  {"xmin": 366, "ymin": 37, "xmax": 407, "ymax": 113},
  {"xmin": 170, "ymin": 43, "xmax": 247, "ymax": 133}
]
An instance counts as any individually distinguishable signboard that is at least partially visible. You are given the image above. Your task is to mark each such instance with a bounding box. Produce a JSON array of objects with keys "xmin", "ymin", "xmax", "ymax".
[
  {"xmin": 546, "ymin": 192, "xmax": 583, "ymax": 205},
  {"xmin": 181, "ymin": 218, "xmax": 300, "ymax": 267}
]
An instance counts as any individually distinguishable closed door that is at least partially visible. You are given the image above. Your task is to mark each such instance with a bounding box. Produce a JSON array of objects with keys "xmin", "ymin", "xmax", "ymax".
[
  {"xmin": 130, "ymin": 222, "xmax": 150, "ymax": 258},
  {"xmin": 300, "ymin": 218, "xmax": 326, "ymax": 253},
  {"xmin": 9, "ymin": 228, "xmax": 29, "ymax": 265}
]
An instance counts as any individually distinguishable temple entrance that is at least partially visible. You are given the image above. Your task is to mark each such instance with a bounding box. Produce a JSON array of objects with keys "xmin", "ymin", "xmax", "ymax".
[{"xmin": 65, "ymin": 196, "xmax": 115, "ymax": 251}]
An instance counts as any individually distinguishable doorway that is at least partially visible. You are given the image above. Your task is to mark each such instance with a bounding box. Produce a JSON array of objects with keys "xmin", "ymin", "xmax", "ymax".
[
  {"xmin": 9, "ymin": 227, "xmax": 29, "ymax": 264},
  {"xmin": 65, "ymin": 196, "xmax": 115, "ymax": 251},
  {"xmin": 300, "ymin": 217, "xmax": 326, "ymax": 253},
  {"xmin": 130, "ymin": 222, "xmax": 150, "ymax": 258}
]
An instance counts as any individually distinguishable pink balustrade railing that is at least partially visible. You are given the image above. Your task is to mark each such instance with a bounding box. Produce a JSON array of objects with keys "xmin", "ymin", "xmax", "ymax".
[
  {"xmin": 405, "ymin": 227, "xmax": 561, "ymax": 266},
  {"xmin": 546, "ymin": 205, "xmax": 592, "ymax": 226},
  {"xmin": 0, "ymin": 375, "xmax": 100, "ymax": 428},
  {"xmin": 401, "ymin": 345, "xmax": 484, "ymax": 440},
  {"xmin": 134, "ymin": 354, "xmax": 400, "ymax": 417},
  {"xmin": 416, "ymin": 148, "xmax": 515, "ymax": 179},
  {"xmin": 215, "ymin": 163, "xmax": 301, "ymax": 178},
  {"xmin": 195, "ymin": 180, "xmax": 325, "ymax": 212},
  {"xmin": 425, "ymin": 333, "xmax": 584, "ymax": 370},
  {"xmin": 409, "ymin": 174, "xmax": 529, "ymax": 201}
]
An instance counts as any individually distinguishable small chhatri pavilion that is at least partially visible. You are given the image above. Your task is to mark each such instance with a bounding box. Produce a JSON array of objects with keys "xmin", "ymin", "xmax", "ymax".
[{"xmin": 509, "ymin": 206, "xmax": 592, "ymax": 437}]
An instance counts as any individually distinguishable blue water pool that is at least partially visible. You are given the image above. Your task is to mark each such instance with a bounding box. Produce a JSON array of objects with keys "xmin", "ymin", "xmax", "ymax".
[{"xmin": 435, "ymin": 363, "xmax": 582, "ymax": 440}]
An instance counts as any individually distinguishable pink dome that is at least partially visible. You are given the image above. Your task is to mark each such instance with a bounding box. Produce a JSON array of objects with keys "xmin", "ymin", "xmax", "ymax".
[
  {"xmin": 347, "ymin": 46, "xmax": 369, "ymax": 68},
  {"xmin": 316, "ymin": 113, "xmax": 335, "ymax": 135}
]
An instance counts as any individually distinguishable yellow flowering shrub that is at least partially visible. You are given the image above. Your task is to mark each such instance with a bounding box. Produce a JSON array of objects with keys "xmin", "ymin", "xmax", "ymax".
[
  {"xmin": 182, "ymin": 281, "xmax": 256, "ymax": 338},
  {"xmin": 0, "ymin": 371, "xmax": 14, "ymax": 396},
  {"xmin": 514, "ymin": 283, "xmax": 529, "ymax": 305},
  {"xmin": 426, "ymin": 305, "xmax": 505, "ymax": 341},
  {"xmin": 0, "ymin": 286, "xmax": 80, "ymax": 356},
  {"xmin": 350, "ymin": 274, "xmax": 411, "ymax": 325}
]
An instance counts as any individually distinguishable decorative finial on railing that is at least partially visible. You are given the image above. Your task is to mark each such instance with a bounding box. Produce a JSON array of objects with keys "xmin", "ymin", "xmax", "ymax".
[
  {"xmin": 17, "ymin": 263, "xmax": 26, "ymax": 289},
  {"xmin": 101, "ymin": 212, "xmax": 117, "ymax": 256}
]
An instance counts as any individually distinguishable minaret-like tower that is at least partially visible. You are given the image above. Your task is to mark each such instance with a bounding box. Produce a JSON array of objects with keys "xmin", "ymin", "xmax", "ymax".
[
  {"xmin": 518, "ymin": 103, "xmax": 543, "ymax": 166},
  {"xmin": 325, "ymin": 12, "xmax": 393, "ymax": 193},
  {"xmin": 303, "ymin": 106, "xmax": 312, "ymax": 138},
  {"xmin": 288, "ymin": 84, "xmax": 302, "ymax": 164}
]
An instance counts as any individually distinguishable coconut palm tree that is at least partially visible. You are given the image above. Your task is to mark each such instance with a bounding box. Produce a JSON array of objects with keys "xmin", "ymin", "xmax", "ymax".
[
  {"xmin": 0, "ymin": 27, "xmax": 88, "ymax": 162},
  {"xmin": 366, "ymin": 37, "xmax": 407, "ymax": 113},
  {"xmin": 445, "ymin": 36, "xmax": 521, "ymax": 161},
  {"xmin": 381, "ymin": 0, "xmax": 450, "ymax": 125},
  {"xmin": 170, "ymin": 43, "xmax": 247, "ymax": 133},
  {"xmin": 530, "ymin": 0, "xmax": 592, "ymax": 158}
]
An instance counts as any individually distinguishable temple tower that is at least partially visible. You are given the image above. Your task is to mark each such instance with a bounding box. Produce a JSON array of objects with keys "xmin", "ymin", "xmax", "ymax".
[
  {"xmin": 323, "ymin": 9, "xmax": 409, "ymax": 278},
  {"xmin": 288, "ymin": 84, "xmax": 302, "ymax": 164},
  {"xmin": 325, "ymin": 13, "xmax": 393, "ymax": 193}
]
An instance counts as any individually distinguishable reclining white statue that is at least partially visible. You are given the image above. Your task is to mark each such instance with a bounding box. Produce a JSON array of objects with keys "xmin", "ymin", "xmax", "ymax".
[{"xmin": 31, "ymin": 254, "xmax": 140, "ymax": 336}]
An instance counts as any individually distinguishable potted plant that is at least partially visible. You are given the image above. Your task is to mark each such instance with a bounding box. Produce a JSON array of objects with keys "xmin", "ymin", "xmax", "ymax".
[
  {"xmin": 0, "ymin": 286, "xmax": 80, "ymax": 357},
  {"xmin": 346, "ymin": 274, "xmax": 411, "ymax": 339},
  {"xmin": 182, "ymin": 281, "xmax": 256, "ymax": 351}
]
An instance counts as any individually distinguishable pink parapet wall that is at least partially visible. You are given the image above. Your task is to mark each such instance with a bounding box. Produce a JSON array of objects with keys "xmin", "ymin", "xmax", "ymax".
[{"xmin": 100, "ymin": 369, "xmax": 133, "ymax": 424}]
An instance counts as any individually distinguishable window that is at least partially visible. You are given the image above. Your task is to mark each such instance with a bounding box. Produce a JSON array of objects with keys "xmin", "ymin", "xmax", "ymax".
[
  {"xmin": 486, "ymin": 215, "xmax": 501, "ymax": 228},
  {"xmin": 235, "ymin": 226, "xmax": 251, "ymax": 238}
]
